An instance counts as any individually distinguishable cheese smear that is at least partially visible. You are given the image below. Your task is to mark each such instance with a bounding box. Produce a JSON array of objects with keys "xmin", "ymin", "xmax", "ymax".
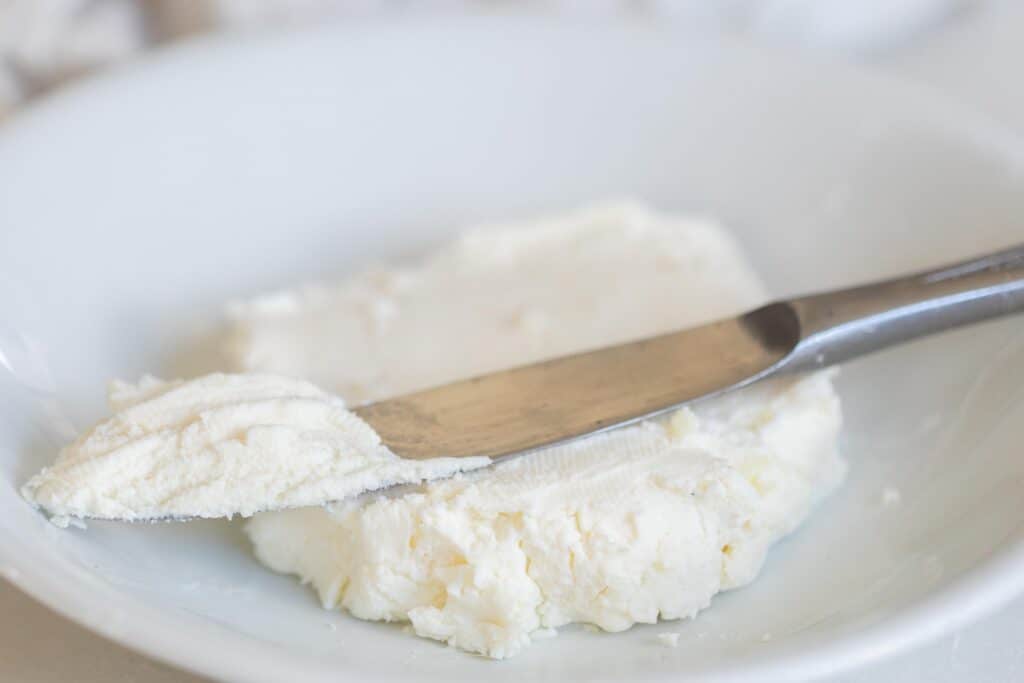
[
  {"xmin": 22, "ymin": 373, "xmax": 488, "ymax": 523},
  {"xmin": 237, "ymin": 202, "xmax": 846, "ymax": 659}
]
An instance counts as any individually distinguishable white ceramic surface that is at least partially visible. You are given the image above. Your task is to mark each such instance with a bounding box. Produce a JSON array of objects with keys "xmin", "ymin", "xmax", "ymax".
[{"xmin": 1, "ymin": 18, "xmax": 1023, "ymax": 683}]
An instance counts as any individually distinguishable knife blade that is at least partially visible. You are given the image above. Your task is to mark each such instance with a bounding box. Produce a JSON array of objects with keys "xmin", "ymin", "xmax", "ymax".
[{"xmin": 355, "ymin": 243, "xmax": 1024, "ymax": 461}]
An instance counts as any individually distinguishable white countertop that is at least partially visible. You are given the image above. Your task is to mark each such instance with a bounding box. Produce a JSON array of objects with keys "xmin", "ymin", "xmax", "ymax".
[{"xmin": 3, "ymin": 2, "xmax": 1023, "ymax": 680}]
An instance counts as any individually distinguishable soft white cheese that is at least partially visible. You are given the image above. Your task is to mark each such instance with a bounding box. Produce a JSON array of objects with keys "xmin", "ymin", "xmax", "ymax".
[
  {"xmin": 22, "ymin": 373, "xmax": 488, "ymax": 522},
  {"xmin": 249, "ymin": 373, "xmax": 842, "ymax": 659},
  {"xmin": 238, "ymin": 202, "xmax": 846, "ymax": 659},
  {"xmin": 225, "ymin": 201, "xmax": 767, "ymax": 403}
]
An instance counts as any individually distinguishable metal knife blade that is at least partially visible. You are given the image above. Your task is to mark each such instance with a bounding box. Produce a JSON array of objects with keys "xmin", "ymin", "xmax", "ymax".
[
  {"xmin": 354, "ymin": 242, "xmax": 1024, "ymax": 462},
  {"xmin": 353, "ymin": 304, "xmax": 799, "ymax": 460}
]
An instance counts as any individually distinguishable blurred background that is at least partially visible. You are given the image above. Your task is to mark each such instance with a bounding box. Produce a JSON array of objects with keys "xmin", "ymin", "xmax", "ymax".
[
  {"xmin": 0, "ymin": 0, "xmax": 1017, "ymax": 122},
  {"xmin": 2, "ymin": 0, "xmax": 1023, "ymax": 144},
  {"xmin": 2, "ymin": 1, "xmax": 1023, "ymax": 681}
]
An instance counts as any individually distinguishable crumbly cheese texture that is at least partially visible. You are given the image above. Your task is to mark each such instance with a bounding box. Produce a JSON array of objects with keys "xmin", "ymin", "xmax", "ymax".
[
  {"xmin": 239, "ymin": 202, "xmax": 846, "ymax": 659},
  {"xmin": 22, "ymin": 373, "xmax": 488, "ymax": 523},
  {"xmin": 225, "ymin": 202, "xmax": 768, "ymax": 402},
  {"xmin": 249, "ymin": 374, "xmax": 841, "ymax": 658}
]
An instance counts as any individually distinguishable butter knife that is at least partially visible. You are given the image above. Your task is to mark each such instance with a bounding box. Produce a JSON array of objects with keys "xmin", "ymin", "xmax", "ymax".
[{"xmin": 355, "ymin": 243, "xmax": 1024, "ymax": 460}]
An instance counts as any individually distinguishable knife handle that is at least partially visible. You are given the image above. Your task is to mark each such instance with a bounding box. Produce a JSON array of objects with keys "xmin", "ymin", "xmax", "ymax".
[{"xmin": 783, "ymin": 243, "xmax": 1024, "ymax": 371}]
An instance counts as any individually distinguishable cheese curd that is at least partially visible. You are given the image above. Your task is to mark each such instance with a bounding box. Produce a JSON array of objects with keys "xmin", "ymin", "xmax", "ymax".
[
  {"xmin": 237, "ymin": 203, "xmax": 846, "ymax": 658},
  {"xmin": 22, "ymin": 373, "xmax": 487, "ymax": 523}
]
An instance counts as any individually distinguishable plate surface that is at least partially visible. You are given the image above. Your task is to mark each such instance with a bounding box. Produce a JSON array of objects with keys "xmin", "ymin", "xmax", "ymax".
[{"xmin": 2, "ymin": 18, "xmax": 1024, "ymax": 683}]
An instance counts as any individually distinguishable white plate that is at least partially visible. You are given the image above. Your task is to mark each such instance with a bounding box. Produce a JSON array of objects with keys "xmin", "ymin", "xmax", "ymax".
[{"xmin": 2, "ymin": 18, "xmax": 1024, "ymax": 683}]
